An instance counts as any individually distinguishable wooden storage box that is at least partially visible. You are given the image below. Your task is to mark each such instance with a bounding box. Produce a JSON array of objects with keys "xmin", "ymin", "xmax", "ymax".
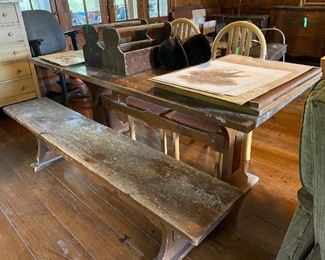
[{"xmin": 83, "ymin": 22, "xmax": 172, "ymax": 75}]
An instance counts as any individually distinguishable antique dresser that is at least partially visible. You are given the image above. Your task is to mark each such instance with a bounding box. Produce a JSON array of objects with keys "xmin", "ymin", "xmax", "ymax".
[
  {"xmin": 271, "ymin": 5, "xmax": 325, "ymax": 58},
  {"xmin": 0, "ymin": 0, "xmax": 39, "ymax": 107}
]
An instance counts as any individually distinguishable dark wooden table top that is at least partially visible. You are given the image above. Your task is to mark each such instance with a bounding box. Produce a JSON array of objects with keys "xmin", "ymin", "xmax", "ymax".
[{"xmin": 30, "ymin": 55, "xmax": 321, "ymax": 133}]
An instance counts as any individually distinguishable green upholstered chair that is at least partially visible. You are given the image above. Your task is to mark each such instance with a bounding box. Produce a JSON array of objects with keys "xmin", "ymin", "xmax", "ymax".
[{"xmin": 277, "ymin": 78, "xmax": 325, "ymax": 260}]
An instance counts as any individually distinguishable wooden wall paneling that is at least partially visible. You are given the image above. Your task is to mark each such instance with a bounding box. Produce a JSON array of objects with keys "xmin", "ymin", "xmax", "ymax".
[
  {"xmin": 137, "ymin": 0, "xmax": 146, "ymax": 22},
  {"xmin": 217, "ymin": 0, "xmax": 301, "ymax": 14},
  {"xmin": 107, "ymin": 0, "xmax": 116, "ymax": 22},
  {"xmin": 50, "ymin": 0, "xmax": 325, "ymax": 57},
  {"xmin": 49, "ymin": 0, "xmax": 58, "ymax": 21},
  {"xmin": 100, "ymin": 0, "xmax": 109, "ymax": 23},
  {"xmin": 304, "ymin": 0, "xmax": 325, "ymax": 5},
  {"xmin": 53, "ymin": 0, "xmax": 72, "ymax": 30}
]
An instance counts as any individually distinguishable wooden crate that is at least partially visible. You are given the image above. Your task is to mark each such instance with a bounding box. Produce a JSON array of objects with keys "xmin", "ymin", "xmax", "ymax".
[{"xmin": 83, "ymin": 22, "xmax": 172, "ymax": 75}]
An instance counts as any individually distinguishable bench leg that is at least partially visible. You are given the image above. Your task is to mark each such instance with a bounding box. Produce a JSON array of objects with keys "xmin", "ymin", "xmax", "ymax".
[
  {"xmin": 160, "ymin": 130, "xmax": 168, "ymax": 155},
  {"xmin": 214, "ymin": 151, "xmax": 223, "ymax": 179},
  {"xmin": 128, "ymin": 115, "xmax": 136, "ymax": 140},
  {"xmin": 157, "ymin": 225, "xmax": 194, "ymax": 260},
  {"xmin": 172, "ymin": 133, "xmax": 180, "ymax": 161},
  {"xmin": 31, "ymin": 138, "xmax": 62, "ymax": 172}
]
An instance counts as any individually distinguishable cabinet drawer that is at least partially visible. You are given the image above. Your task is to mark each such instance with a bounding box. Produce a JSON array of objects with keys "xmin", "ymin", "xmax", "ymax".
[
  {"xmin": 0, "ymin": 24, "xmax": 23, "ymax": 44},
  {"xmin": 0, "ymin": 77, "xmax": 35, "ymax": 99},
  {"xmin": 0, "ymin": 61, "xmax": 31, "ymax": 81},
  {"xmin": 0, "ymin": 4, "xmax": 18, "ymax": 24},
  {"xmin": 0, "ymin": 92, "xmax": 37, "ymax": 107},
  {"xmin": 0, "ymin": 42, "xmax": 29, "ymax": 63}
]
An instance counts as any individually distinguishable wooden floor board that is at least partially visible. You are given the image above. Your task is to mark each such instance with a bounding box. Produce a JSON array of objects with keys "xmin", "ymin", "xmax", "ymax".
[
  {"xmin": 0, "ymin": 182, "xmax": 93, "ymax": 259},
  {"xmin": 48, "ymin": 162, "xmax": 160, "ymax": 259},
  {"xmin": 0, "ymin": 91, "xmax": 307, "ymax": 259},
  {"xmin": 58, "ymin": 161, "xmax": 162, "ymax": 244},
  {"xmin": 0, "ymin": 138, "xmax": 142, "ymax": 260},
  {"xmin": 0, "ymin": 206, "xmax": 34, "ymax": 260}
]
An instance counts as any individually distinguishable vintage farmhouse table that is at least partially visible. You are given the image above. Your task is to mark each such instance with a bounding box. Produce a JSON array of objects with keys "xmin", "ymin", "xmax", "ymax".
[{"xmin": 30, "ymin": 55, "xmax": 322, "ymax": 192}]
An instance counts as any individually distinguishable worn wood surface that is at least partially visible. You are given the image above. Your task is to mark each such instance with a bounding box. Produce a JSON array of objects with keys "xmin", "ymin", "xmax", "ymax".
[
  {"xmin": 82, "ymin": 20, "xmax": 148, "ymax": 68},
  {"xmin": 0, "ymin": 153, "xmax": 94, "ymax": 259},
  {"xmin": 30, "ymin": 55, "xmax": 321, "ymax": 133},
  {"xmin": 101, "ymin": 22, "xmax": 171, "ymax": 75},
  {"xmin": 4, "ymin": 97, "xmax": 242, "ymax": 246},
  {"xmin": 0, "ymin": 90, "xmax": 306, "ymax": 259},
  {"xmin": 0, "ymin": 127, "xmax": 158, "ymax": 259},
  {"xmin": 0, "ymin": 185, "xmax": 34, "ymax": 260}
]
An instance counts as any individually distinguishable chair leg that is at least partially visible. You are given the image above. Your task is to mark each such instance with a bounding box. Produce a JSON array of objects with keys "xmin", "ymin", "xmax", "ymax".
[
  {"xmin": 173, "ymin": 133, "xmax": 180, "ymax": 161},
  {"xmin": 160, "ymin": 130, "xmax": 168, "ymax": 155},
  {"xmin": 128, "ymin": 115, "xmax": 136, "ymax": 140}
]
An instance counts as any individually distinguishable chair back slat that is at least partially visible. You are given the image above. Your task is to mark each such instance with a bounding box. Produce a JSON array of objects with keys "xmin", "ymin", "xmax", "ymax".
[
  {"xmin": 186, "ymin": 24, "xmax": 192, "ymax": 39},
  {"xmin": 182, "ymin": 24, "xmax": 187, "ymax": 39},
  {"xmin": 243, "ymin": 29, "xmax": 253, "ymax": 56},
  {"xmin": 226, "ymin": 28, "xmax": 234, "ymax": 55},
  {"xmin": 171, "ymin": 18, "xmax": 200, "ymax": 42},
  {"xmin": 239, "ymin": 27, "xmax": 248, "ymax": 55},
  {"xmin": 231, "ymin": 26, "xmax": 241, "ymax": 55}
]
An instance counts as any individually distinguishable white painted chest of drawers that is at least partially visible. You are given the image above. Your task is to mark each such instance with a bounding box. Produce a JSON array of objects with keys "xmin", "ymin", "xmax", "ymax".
[{"xmin": 0, "ymin": 0, "xmax": 40, "ymax": 107}]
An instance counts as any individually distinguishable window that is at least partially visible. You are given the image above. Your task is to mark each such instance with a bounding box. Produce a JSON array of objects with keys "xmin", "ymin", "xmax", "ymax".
[
  {"xmin": 148, "ymin": 0, "xmax": 168, "ymax": 18},
  {"xmin": 68, "ymin": 0, "xmax": 102, "ymax": 26},
  {"xmin": 113, "ymin": 0, "xmax": 138, "ymax": 21},
  {"xmin": 19, "ymin": 0, "xmax": 52, "ymax": 12}
]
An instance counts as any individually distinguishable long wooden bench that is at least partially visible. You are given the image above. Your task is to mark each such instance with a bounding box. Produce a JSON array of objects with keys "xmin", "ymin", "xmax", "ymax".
[{"xmin": 4, "ymin": 97, "xmax": 242, "ymax": 259}]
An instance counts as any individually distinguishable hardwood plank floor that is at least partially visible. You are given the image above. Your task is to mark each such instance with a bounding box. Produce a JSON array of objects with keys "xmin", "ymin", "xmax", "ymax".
[{"xmin": 0, "ymin": 92, "xmax": 307, "ymax": 259}]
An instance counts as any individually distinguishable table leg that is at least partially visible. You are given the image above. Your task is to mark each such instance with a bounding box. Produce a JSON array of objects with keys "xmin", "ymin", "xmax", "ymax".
[
  {"xmin": 85, "ymin": 83, "xmax": 129, "ymax": 132},
  {"xmin": 85, "ymin": 83, "xmax": 109, "ymax": 124},
  {"xmin": 227, "ymin": 131, "xmax": 259, "ymax": 193}
]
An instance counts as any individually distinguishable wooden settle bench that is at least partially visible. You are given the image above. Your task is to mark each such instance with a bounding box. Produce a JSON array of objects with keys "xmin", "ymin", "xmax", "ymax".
[{"xmin": 4, "ymin": 98, "xmax": 242, "ymax": 259}]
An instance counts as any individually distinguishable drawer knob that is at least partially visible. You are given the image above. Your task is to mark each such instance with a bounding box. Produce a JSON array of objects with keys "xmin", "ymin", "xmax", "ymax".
[
  {"xmin": 12, "ymin": 50, "xmax": 17, "ymax": 55},
  {"xmin": 17, "ymin": 69, "xmax": 22, "ymax": 74},
  {"xmin": 21, "ymin": 86, "xmax": 26, "ymax": 91},
  {"xmin": 2, "ymin": 12, "xmax": 7, "ymax": 17},
  {"xmin": 8, "ymin": 32, "xmax": 13, "ymax": 37}
]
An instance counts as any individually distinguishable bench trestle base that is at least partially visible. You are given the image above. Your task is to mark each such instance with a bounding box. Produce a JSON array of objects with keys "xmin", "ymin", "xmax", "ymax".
[
  {"xmin": 31, "ymin": 138, "xmax": 62, "ymax": 172},
  {"xmin": 157, "ymin": 225, "xmax": 194, "ymax": 260}
]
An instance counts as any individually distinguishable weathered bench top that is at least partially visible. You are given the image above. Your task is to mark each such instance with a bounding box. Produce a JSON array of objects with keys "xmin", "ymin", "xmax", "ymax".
[{"xmin": 4, "ymin": 98, "xmax": 242, "ymax": 246}]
